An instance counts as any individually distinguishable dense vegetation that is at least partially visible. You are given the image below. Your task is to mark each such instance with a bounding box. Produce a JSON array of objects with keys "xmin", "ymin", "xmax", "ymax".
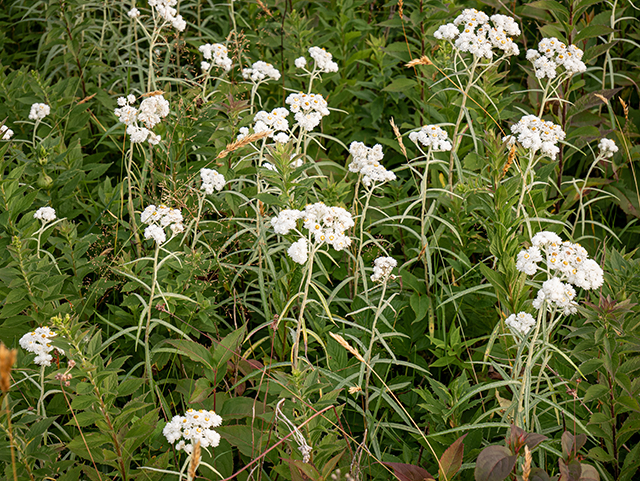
[{"xmin": 0, "ymin": 0, "xmax": 639, "ymax": 480}]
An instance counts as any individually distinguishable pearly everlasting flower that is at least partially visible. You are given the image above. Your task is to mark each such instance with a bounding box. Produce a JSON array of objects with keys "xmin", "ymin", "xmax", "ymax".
[
  {"xmin": 516, "ymin": 246, "xmax": 543, "ymax": 275},
  {"xmin": 128, "ymin": 7, "xmax": 140, "ymax": 18},
  {"xmin": 200, "ymin": 168, "xmax": 226, "ymax": 194},
  {"xmin": 271, "ymin": 209, "xmax": 302, "ymax": 235},
  {"xmin": 274, "ymin": 132, "xmax": 290, "ymax": 143},
  {"xmin": 526, "ymin": 38, "xmax": 586, "ymax": 79},
  {"xmin": 598, "ymin": 138, "xmax": 618, "ymax": 159},
  {"xmin": 505, "ymin": 312, "xmax": 536, "ymax": 336},
  {"xmin": 19, "ymin": 327, "xmax": 64, "ymax": 366},
  {"xmin": 434, "ymin": 9, "xmax": 521, "ymax": 59},
  {"xmin": 348, "ymin": 142, "xmax": 396, "ymax": 187},
  {"xmin": 242, "ymin": 61, "xmax": 281, "ymax": 83},
  {"xmin": 140, "ymin": 204, "xmax": 183, "ymax": 243},
  {"xmin": 288, "ymin": 238, "xmax": 308, "ymax": 264},
  {"xmin": 371, "ymin": 256, "xmax": 397, "ymax": 282},
  {"xmin": 34, "ymin": 206, "xmax": 56, "ymax": 223},
  {"xmin": 253, "ymin": 108, "xmax": 289, "ymax": 138},
  {"xmin": 1, "ymin": 124, "xmax": 14, "ymax": 140},
  {"xmin": 163, "ymin": 409, "xmax": 223, "ymax": 454},
  {"xmin": 29, "ymin": 103, "xmax": 50, "ymax": 121},
  {"xmin": 409, "ymin": 125, "xmax": 452, "ymax": 151},
  {"xmin": 532, "ymin": 277, "xmax": 578, "ymax": 315},
  {"xmin": 237, "ymin": 127, "xmax": 249, "ymax": 141},
  {"xmin": 294, "ymin": 57, "xmax": 307, "ymax": 69},
  {"xmin": 115, "ymin": 93, "xmax": 169, "ymax": 145},
  {"xmin": 286, "ymin": 92, "xmax": 330, "ymax": 132},
  {"xmin": 148, "ymin": 0, "xmax": 186, "ymax": 31},
  {"xmin": 308, "ymin": 46, "xmax": 339, "ymax": 73},
  {"xmin": 199, "ymin": 43, "xmax": 232, "ymax": 72},
  {"xmin": 504, "ymin": 115, "xmax": 565, "ymax": 160}
]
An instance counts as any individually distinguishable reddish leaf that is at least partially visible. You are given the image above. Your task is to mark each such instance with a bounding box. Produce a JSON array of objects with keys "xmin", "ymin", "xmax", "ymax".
[
  {"xmin": 383, "ymin": 462, "xmax": 435, "ymax": 481},
  {"xmin": 530, "ymin": 468, "xmax": 552, "ymax": 481},
  {"xmin": 559, "ymin": 458, "xmax": 582, "ymax": 481},
  {"xmin": 562, "ymin": 432, "xmax": 587, "ymax": 460},
  {"xmin": 439, "ymin": 434, "xmax": 467, "ymax": 480},
  {"xmin": 475, "ymin": 445, "xmax": 517, "ymax": 481},
  {"xmin": 579, "ymin": 464, "xmax": 599, "ymax": 481}
]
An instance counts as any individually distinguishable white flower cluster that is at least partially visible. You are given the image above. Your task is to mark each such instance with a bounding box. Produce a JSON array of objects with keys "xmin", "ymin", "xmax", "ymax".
[
  {"xmin": 141, "ymin": 204, "xmax": 184, "ymax": 244},
  {"xmin": 199, "ymin": 43, "xmax": 232, "ymax": 72},
  {"xmin": 285, "ymin": 92, "xmax": 330, "ymax": 131},
  {"xmin": 271, "ymin": 203, "xmax": 354, "ymax": 264},
  {"xmin": 348, "ymin": 142, "xmax": 396, "ymax": 187},
  {"xmin": 598, "ymin": 138, "xmax": 618, "ymax": 159},
  {"xmin": 200, "ymin": 168, "xmax": 226, "ymax": 194},
  {"xmin": 1, "ymin": 124, "xmax": 14, "ymax": 141},
  {"xmin": 504, "ymin": 115, "xmax": 566, "ymax": 160},
  {"xmin": 242, "ymin": 61, "xmax": 281, "ymax": 82},
  {"xmin": 29, "ymin": 103, "xmax": 51, "ymax": 121},
  {"xmin": 294, "ymin": 57, "xmax": 307, "ymax": 69},
  {"xmin": 371, "ymin": 256, "xmax": 397, "ymax": 282},
  {"xmin": 516, "ymin": 231, "xmax": 604, "ymax": 315},
  {"xmin": 308, "ymin": 46, "xmax": 339, "ymax": 73},
  {"xmin": 163, "ymin": 408, "xmax": 222, "ymax": 454},
  {"xmin": 408, "ymin": 125, "xmax": 453, "ymax": 151},
  {"xmin": 114, "ymin": 93, "xmax": 169, "ymax": 145},
  {"xmin": 254, "ymin": 108, "xmax": 289, "ymax": 143},
  {"xmin": 434, "ymin": 9, "xmax": 520, "ymax": 59},
  {"xmin": 19, "ymin": 327, "xmax": 63, "ymax": 366},
  {"xmin": 505, "ymin": 312, "xmax": 536, "ymax": 335},
  {"xmin": 148, "ymin": 0, "xmax": 186, "ymax": 31},
  {"xmin": 34, "ymin": 206, "xmax": 56, "ymax": 223},
  {"xmin": 526, "ymin": 38, "xmax": 586, "ymax": 79},
  {"xmin": 127, "ymin": 7, "xmax": 140, "ymax": 18}
]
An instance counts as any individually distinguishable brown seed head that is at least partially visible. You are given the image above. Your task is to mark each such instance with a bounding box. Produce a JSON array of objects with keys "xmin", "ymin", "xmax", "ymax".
[
  {"xmin": 0, "ymin": 343, "xmax": 17, "ymax": 392},
  {"xmin": 390, "ymin": 117, "xmax": 407, "ymax": 159},
  {"xmin": 523, "ymin": 445, "xmax": 532, "ymax": 481},
  {"xmin": 187, "ymin": 440, "xmax": 201, "ymax": 480},
  {"xmin": 405, "ymin": 56, "xmax": 433, "ymax": 68},
  {"xmin": 329, "ymin": 333, "xmax": 365, "ymax": 363},
  {"xmin": 501, "ymin": 144, "xmax": 516, "ymax": 179},
  {"xmin": 217, "ymin": 130, "xmax": 272, "ymax": 159}
]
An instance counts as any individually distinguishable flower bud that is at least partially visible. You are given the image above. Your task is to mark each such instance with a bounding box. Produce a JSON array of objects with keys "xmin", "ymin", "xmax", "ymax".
[{"xmin": 36, "ymin": 172, "xmax": 53, "ymax": 189}]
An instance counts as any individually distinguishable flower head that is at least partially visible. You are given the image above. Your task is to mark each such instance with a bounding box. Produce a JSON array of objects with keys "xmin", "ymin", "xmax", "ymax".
[
  {"xmin": 163, "ymin": 409, "xmax": 222, "ymax": 454},
  {"xmin": 308, "ymin": 46, "xmax": 339, "ymax": 73},
  {"xmin": 128, "ymin": 7, "xmax": 140, "ymax": 18},
  {"xmin": 505, "ymin": 312, "xmax": 536, "ymax": 335},
  {"xmin": 294, "ymin": 57, "xmax": 307, "ymax": 69},
  {"xmin": 242, "ymin": 61, "xmax": 281, "ymax": 82},
  {"xmin": 285, "ymin": 92, "xmax": 330, "ymax": 132},
  {"xmin": 115, "ymin": 93, "xmax": 169, "ymax": 145},
  {"xmin": 348, "ymin": 142, "xmax": 396, "ymax": 187},
  {"xmin": 598, "ymin": 138, "xmax": 618, "ymax": 159},
  {"xmin": 19, "ymin": 327, "xmax": 64, "ymax": 366},
  {"xmin": 371, "ymin": 256, "xmax": 397, "ymax": 282},
  {"xmin": 504, "ymin": 115, "xmax": 565, "ymax": 160},
  {"xmin": 1, "ymin": 124, "xmax": 14, "ymax": 141},
  {"xmin": 140, "ymin": 204, "xmax": 183, "ymax": 243},
  {"xmin": 29, "ymin": 103, "xmax": 51, "ymax": 121},
  {"xmin": 199, "ymin": 43, "xmax": 232, "ymax": 72},
  {"xmin": 408, "ymin": 125, "xmax": 452, "ymax": 151},
  {"xmin": 200, "ymin": 168, "xmax": 226, "ymax": 194},
  {"xmin": 288, "ymin": 238, "xmax": 308, "ymax": 264},
  {"xmin": 526, "ymin": 38, "xmax": 586, "ymax": 79},
  {"xmin": 34, "ymin": 206, "xmax": 56, "ymax": 223},
  {"xmin": 148, "ymin": 0, "xmax": 186, "ymax": 31}
]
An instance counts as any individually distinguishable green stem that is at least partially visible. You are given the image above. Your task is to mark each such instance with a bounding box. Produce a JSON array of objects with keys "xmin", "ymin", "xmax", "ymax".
[
  {"xmin": 37, "ymin": 365, "xmax": 45, "ymax": 418},
  {"xmin": 292, "ymin": 243, "xmax": 315, "ymax": 370},
  {"xmin": 126, "ymin": 145, "xmax": 142, "ymax": 257},
  {"xmin": 144, "ymin": 243, "xmax": 160, "ymax": 402},
  {"xmin": 353, "ymin": 184, "xmax": 374, "ymax": 299}
]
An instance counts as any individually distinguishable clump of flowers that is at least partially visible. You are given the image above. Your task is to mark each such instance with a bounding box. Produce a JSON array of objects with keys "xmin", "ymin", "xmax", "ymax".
[
  {"xmin": 114, "ymin": 93, "xmax": 170, "ymax": 145},
  {"xmin": 141, "ymin": 204, "xmax": 184, "ymax": 244},
  {"xmin": 504, "ymin": 115, "xmax": 566, "ymax": 160},
  {"xmin": 526, "ymin": 38, "xmax": 586, "ymax": 79},
  {"xmin": 34, "ymin": 206, "xmax": 56, "ymax": 223},
  {"xmin": 516, "ymin": 231, "xmax": 604, "ymax": 315},
  {"xmin": 308, "ymin": 46, "xmax": 339, "ymax": 73},
  {"xmin": 200, "ymin": 168, "xmax": 226, "ymax": 194},
  {"xmin": 242, "ymin": 61, "xmax": 281, "ymax": 83},
  {"xmin": 163, "ymin": 408, "xmax": 222, "ymax": 454},
  {"xmin": 1, "ymin": 123, "xmax": 14, "ymax": 140},
  {"xmin": 285, "ymin": 92, "xmax": 330, "ymax": 131},
  {"xmin": 370, "ymin": 256, "xmax": 397, "ymax": 283},
  {"xmin": 19, "ymin": 327, "xmax": 63, "ymax": 366},
  {"xmin": 505, "ymin": 312, "xmax": 536, "ymax": 335},
  {"xmin": 127, "ymin": 7, "xmax": 140, "ymax": 18},
  {"xmin": 271, "ymin": 203, "xmax": 355, "ymax": 264},
  {"xmin": 29, "ymin": 103, "xmax": 51, "ymax": 121},
  {"xmin": 598, "ymin": 138, "xmax": 618, "ymax": 159},
  {"xmin": 409, "ymin": 125, "xmax": 453, "ymax": 151},
  {"xmin": 148, "ymin": 0, "xmax": 186, "ymax": 31},
  {"xmin": 434, "ymin": 9, "xmax": 520, "ymax": 58},
  {"xmin": 199, "ymin": 43, "xmax": 232, "ymax": 72},
  {"xmin": 348, "ymin": 142, "xmax": 396, "ymax": 187},
  {"xmin": 253, "ymin": 108, "xmax": 289, "ymax": 142}
]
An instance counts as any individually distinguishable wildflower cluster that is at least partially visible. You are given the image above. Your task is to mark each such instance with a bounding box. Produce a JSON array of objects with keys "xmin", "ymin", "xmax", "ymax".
[
  {"xmin": 141, "ymin": 204, "xmax": 184, "ymax": 244},
  {"xmin": 271, "ymin": 203, "xmax": 354, "ymax": 264},
  {"xmin": 516, "ymin": 231, "xmax": 604, "ymax": 315},
  {"xmin": 308, "ymin": 46, "xmax": 339, "ymax": 73},
  {"xmin": 348, "ymin": 142, "xmax": 396, "ymax": 187},
  {"xmin": 199, "ymin": 43, "xmax": 232, "ymax": 72},
  {"xmin": 242, "ymin": 61, "xmax": 281, "ymax": 83},
  {"xmin": 434, "ymin": 9, "xmax": 520, "ymax": 58},
  {"xmin": 19, "ymin": 327, "xmax": 63, "ymax": 366},
  {"xmin": 1, "ymin": 123, "xmax": 13, "ymax": 140},
  {"xmin": 370, "ymin": 256, "xmax": 397, "ymax": 283},
  {"xmin": 200, "ymin": 168, "xmax": 226, "ymax": 194},
  {"xmin": 598, "ymin": 138, "xmax": 618, "ymax": 159},
  {"xmin": 29, "ymin": 103, "xmax": 51, "ymax": 121},
  {"xmin": 254, "ymin": 108, "xmax": 289, "ymax": 142},
  {"xmin": 127, "ymin": 7, "xmax": 140, "ymax": 18},
  {"xmin": 163, "ymin": 409, "xmax": 222, "ymax": 454},
  {"xmin": 148, "ymin": 0, "xmax": 186, "ymax": 31},
  {"xmin": 504, "ymin": 115, "xmax": 566, "ymax": 160},
  {"xmin": 505, "ymin": 312, "xmax": 536, "ymax": 335},
  {"xmin": 409, "ymin": 125, "xmax": 453, "ymax": 151},
  {"xmin": 114, "ymin": 93, "xmax": 170, "ymax": 145},
  {"xmin": 285, "ymin": 92, "xmax": 330, "ymax": 131},
  {"xmin": 34, "ymin": 206, "xmax": 56, "ymax": 223},
  {"xmin": 526, "ymin": 38, "xmax": 586, "ymax": 79}
]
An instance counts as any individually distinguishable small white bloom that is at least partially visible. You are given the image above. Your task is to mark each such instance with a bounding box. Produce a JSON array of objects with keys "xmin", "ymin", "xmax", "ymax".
[
  {"xmin": 163, "ymin": 409, "xmax": 223, "ymax": 452},
  {"xmin": 242, "ymin": 61, "xmax": 281, "ymax": 83},
  {"xmin": 408, "ymin": 125, "xmax": 452, "ymax": 151},
  {"xmin": 144, "ymin": 224, "xmax": 166, "ymax": 244},
  {"xmin": 19, "ymin": 327, "xmax": 64, "ymax": 366},
  {"xmin": 128, "ymin": 7, "xmax": 140, "ymax": 18},
  {"xmin": 29, "ymin": 103, "xmax": 50, "ymax": 121},
  {"xmin": 308, "ymin": 46, "xmax": 339, "ymax": 73},
  {"xmin": 271, "ymin": 209, "xmax": 302, "ymax": 235},
  {"xmin": 288, "ymin": 238, "xmax": 308, "ymax": 264},
  {"xmin": 294, "ymin": 56, "xmax": 307, "ymax": 69},
  {"xmin": 348, "ymin": 141, "xmax": 395, "ymax": 187},
  {"xmin": 200, "ymin": 168, "xmax": 226, "ymax": 193},
  {"xmin": 34, "ymin": 206, "xmax": 56, "ymax": 222},
  {"xmin": 371, "ymin": 256, "xmax": 397, "ymax": 282},
  {"xmin": 598, "ymin": 138, "xmax": 618, "ymax": 159},
  {"xmin": 199, "ymin": 43, "xmax": 232, "ymax": 71},
  {"xmin": 0, "ymin": 124, "xmax": 14, "ymax": 141},
  {"xmin": 505, "ymin": 312, "xmax": 536, "ymax": 336}
]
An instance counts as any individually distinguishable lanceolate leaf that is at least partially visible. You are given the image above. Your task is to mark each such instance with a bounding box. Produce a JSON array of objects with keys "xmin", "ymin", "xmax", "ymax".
[
  {"xmin": 475, "ymin": 445, "xmax": 517, "ymax": 481},
  {"xmin": 439, "ymin": 434, "xmax": 467, "ymax": 481},
  {"xmin": 383, "ymin": 462, "xmax": 435, "ymax": 481}
]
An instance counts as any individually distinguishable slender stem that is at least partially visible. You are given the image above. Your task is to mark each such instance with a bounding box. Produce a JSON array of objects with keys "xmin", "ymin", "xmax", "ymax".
[
  {"xmin": 363, "ymin": 281, "xmax": 387, "ymax": 415},
  {"xmin": 353, "ymin": 184, "xmax": 374, "ymax": 299},
  {"xmin": 292, "ymin": 244, "xmax": 315, "ymax": 370},
  {"xmin": 192, "ymin": 192, "xmax": 205, "ymax": 250},
  {"xmin": 126, "ymin": 144, "xmax": 142, "ymax": 257},
  {"xmin": 144, "ymin": 243, "xmax": 160, "ymax": 401},
  {"xmin": 420, "ymin": 149, "xmax": 433, "ymax": 286},
  {"xmin": 3, "ymin": 393, "xmax": 18, "ymax": 481},
  {"xmin": 448, "ymin": 57, "xmax": 478, "ymax": 191},
  {"xmin": 37, "ymin": 365, "xmax": 45, "ymax": 418}
]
